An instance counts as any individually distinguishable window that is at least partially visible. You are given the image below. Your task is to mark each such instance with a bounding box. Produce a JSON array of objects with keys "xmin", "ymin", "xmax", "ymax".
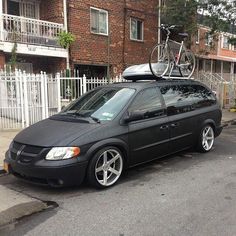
[
  {"xmin": 160, "ymin": 85, "xmax": 216, "ymax": 115},
  {"xmin": 196, "ymin": 29, "xmax": 200, "ymax": 44},
  {"xmin": 222, "ymin": 36, "xmax": 229, "ymax": 49},
  {"xmin": 90, "ymin": 7, "xmax": 108, "ymax": 35},
  {"xmin": 128, "ymin": 88, "xmax": 164, "ymax": 119},
  {"xmin": 130, "ymin": 18, "xmax": 143, "ymax": 41},
  {"xmin": 205, "ymin": 32, "xmax": 212, "ymax": 46}
]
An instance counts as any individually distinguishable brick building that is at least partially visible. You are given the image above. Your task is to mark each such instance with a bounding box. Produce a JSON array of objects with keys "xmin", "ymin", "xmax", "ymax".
[
  {"xmin": 192, "ymin": 25, "xmax": 236, "ymax": 81},
  {"xmin": 0, "ymin": 0, "xmax": 158, "ymax": 77}
]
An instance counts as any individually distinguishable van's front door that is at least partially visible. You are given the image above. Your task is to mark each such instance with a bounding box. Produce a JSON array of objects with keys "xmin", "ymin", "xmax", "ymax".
[{"xmin": 126, "ymin": 87, "xmax": 171, "ymax": 166}]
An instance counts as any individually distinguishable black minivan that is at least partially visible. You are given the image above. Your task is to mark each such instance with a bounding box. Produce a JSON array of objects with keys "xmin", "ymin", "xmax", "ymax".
[{"xmin": 4, "ymin": 77, "xmax": 223, "ymax": 188}]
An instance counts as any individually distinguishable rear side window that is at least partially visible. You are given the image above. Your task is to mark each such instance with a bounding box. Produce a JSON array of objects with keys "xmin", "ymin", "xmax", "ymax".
[
  {"xmin": 128, "ymin": 87, "xmax": 165, "ymax": 118},
  {"xmin": 160, "ymin": 84, "xmax": 216, "ymax": 115}
]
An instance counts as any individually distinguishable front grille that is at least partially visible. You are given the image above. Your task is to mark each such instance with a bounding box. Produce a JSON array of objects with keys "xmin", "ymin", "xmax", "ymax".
[{"xmin": 10, "ymin": 141, "xmax": 44, "ymax": 164}]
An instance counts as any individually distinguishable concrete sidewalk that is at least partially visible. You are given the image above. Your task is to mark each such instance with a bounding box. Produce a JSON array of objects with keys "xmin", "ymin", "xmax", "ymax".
[{"xmin": 0, "ymin": 185, "xmax": 47, "ymax": 228}]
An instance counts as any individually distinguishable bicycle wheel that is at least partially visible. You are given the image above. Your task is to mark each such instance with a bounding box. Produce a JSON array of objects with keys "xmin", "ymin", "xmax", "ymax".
[
  {"xmin": 178, "ymin": 49, "xmax": 196, "ymax": 79},
  {"xmin": 149, "ymin": 43, "xmax": 170, "ymax": 78}
]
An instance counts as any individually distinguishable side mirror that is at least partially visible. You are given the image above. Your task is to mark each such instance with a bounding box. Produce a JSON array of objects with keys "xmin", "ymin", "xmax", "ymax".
[{"xmin": 124, "ymin": 111, "xmax": 145, "ymax": 123}]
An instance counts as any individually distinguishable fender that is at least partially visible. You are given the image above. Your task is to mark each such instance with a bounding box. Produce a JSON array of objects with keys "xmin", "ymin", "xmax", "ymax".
[
  {"xmin": 201, "ymin": 119, "xmax": 216, "ymax": 131},
  {"xmin": 86, "ymin": 138, "xmax": 129, "ymax": 166}
]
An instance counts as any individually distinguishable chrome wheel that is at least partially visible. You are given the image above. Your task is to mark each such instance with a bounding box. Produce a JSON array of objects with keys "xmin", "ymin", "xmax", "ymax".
[
  {"xmin": 95, "ymin": 149, "xmax": 123, "ymax": 187},
  {"xmin": 202, "ymin": 126, "xmax": 214, "ymax": 151}
]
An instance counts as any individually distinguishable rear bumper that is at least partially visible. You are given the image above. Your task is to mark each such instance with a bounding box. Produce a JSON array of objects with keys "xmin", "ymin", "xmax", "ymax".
[{"xmin": 5, "ymin": 151, "xmax": 88, "ymax": 187}]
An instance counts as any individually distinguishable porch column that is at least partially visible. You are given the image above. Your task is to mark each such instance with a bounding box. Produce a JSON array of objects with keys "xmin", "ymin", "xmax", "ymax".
[
  {"xmin": 0, "ymin": 0, "xmax": 3, "ymax": 41},
  {"xmin": 63, "ymin": 0, "xmax": 70, "ymax": 70},
  {"xmin": 230, "ymin": 62, "xmax": 234, "ymax": 80}
]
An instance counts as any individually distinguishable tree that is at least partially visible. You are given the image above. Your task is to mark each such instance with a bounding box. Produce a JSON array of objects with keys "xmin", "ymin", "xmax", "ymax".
[{"xmin": 161, "ymin": 0, "xmax": 236, "ymax": 38}]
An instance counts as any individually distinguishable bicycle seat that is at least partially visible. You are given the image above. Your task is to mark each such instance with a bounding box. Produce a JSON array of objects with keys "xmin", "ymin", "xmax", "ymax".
[{"xmin": 178, "ymin": 33, "xmax": 188, "ymax": 38}]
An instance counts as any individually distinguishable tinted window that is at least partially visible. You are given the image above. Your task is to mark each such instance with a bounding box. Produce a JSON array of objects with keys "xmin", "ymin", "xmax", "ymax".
[
  {"xmin": 191, "ymin": 85, "xmax": 216, "ymax": 108},
  {"xmin": 128, "ymin": 87, "xmax": 164, "ymax": 118},
  {"xmin": 160, "ymin": 84, "xmax": 216, "ymax": 115}
]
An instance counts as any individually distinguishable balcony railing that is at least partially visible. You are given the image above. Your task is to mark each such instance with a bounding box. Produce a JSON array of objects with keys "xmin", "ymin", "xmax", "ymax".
[{"xmin": 1, "ymin": 14, "xmax": 64, "ymax": 47}]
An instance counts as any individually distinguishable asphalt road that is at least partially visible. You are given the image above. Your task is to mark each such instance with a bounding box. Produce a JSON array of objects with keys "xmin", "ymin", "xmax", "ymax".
[{"xmin": 0, "ymin": 126, "xmax": 236, "ymax": 236}]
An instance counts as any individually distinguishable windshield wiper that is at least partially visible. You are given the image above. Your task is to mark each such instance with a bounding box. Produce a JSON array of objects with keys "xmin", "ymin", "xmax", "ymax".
[{"xmin": 90, "ymin": 116, "xmax": 101, "ymax": 123}]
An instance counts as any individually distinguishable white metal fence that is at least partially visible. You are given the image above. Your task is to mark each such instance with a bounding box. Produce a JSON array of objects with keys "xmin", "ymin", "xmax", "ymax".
[{"xmin": 0, "ymin": 69, "xmax": 124, "ymax": 130}]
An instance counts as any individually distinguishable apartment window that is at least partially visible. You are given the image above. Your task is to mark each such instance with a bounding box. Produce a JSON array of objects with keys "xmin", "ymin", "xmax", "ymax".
[
  {"xmin": 130, "ymin": 18, "xmax": 143, "ymax": 41},
  {"xmin": 196, "ymin": 29, "xmax": 200, "ymax": 44},
  {"xmin": 205, "ymin": 32, "xmax": 212, "ymax": 46},
  {"xmin": 90, "ymin": 7, "xmax": 108, "ymax": 35},
  {"xmin": 222, "ymin": 36, "xmax": 229, "ymax": 49}
]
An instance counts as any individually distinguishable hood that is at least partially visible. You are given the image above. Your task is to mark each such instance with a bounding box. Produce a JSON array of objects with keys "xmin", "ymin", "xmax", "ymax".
[{"xmin": 14, "ymin": 118, "xmax": 100, "ymax": 147}]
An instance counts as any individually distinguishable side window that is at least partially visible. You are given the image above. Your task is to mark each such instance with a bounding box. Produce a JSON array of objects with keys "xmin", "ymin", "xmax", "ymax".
[
  {"xmin": 191, "ymin": 85, "xmax": 216, "ymax": 108},
  {"xmin": 128, "ymin": 87, "xmax": 164, "ymax": 118},
  {"xmin": 160, "ymin": 85, "xmax": 196, "ymax": 115}
]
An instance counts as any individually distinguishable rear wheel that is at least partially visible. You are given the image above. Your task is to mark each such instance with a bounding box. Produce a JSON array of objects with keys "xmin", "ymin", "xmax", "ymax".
[
  {"xmin": 149, "ymin": 43, "xmax": 170, "ymax": 78},
  {"xmin": 197, "ymin": 125, "xmax": 215, "ymax": 153},
  {"xmin": 178, "ymin": 49, "xmax": 196, "ymax": 79},
  {"xmin": 87, "ymin": 147, "xmax": 123, "ymax": 188}
]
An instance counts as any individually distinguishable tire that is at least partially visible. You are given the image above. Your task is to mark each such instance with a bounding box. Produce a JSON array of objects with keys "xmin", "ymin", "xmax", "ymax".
[
  {"xmin": 178, "ymin": 49, "xmax": 196, "ymax": 79},
  {"xmin": 197, "ymin": 125, "xmax": 215, "ymax": 153},
  {"xmin": 149, "ymin": 43, "xmax": 170, "ymax": 78},
  {"xmin": 87, "ymin": 146, "xmax": 124, "ymax": 189}
]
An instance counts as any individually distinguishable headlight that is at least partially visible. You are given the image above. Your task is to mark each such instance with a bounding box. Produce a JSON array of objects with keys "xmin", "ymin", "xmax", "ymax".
[{"xmin": 46, "ymin": 147, "xmax": 80, "ymax": 161}]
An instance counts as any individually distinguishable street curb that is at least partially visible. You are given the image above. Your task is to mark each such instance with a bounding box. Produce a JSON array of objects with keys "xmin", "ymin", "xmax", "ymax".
[
  {"xmin": 222, "ymin": 118, "xmax": 236, "ymax": 127},
  {"xmin": 0, "ymin": 201, "xmax": 47, "ymax": 228},
  {"xmin": 0, "ymin": 167, "xmax": 6, "ymax": 176}
]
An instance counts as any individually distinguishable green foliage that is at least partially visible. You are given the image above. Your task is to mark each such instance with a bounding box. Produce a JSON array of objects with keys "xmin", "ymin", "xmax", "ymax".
[
  {"xmin": 228, "ymin": 37, "xmax": 236, "ymax": 45},
  {"xmin": 161, "ymin": 0, "xmax": 198, "ymax": 36},
  {"xmin": 161, "ymin": 0, "xmax": 236, "ymax": 37},
  {"xmin": 58, "ymin": 31, "xmax": 75, "ymax": 49}
]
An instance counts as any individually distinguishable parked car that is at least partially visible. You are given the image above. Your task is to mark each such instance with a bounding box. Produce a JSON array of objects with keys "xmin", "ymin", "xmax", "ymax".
[{"xmin": 4, "ymin": 72, "xmax": 223, "ymax": 188}]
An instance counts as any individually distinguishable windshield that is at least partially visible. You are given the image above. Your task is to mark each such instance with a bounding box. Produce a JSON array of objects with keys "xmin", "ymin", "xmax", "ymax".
[{"xmin": 61, "ymin": 87, "xmax": 135, "ymax": 121}]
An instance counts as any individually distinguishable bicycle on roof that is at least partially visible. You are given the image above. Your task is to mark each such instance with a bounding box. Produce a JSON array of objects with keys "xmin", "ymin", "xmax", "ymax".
[{"xmin": 149, "ymin": 24, "xmax": 196, "ymax": 79}]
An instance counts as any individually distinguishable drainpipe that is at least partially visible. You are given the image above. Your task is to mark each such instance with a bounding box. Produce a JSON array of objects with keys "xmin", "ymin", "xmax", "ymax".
[
  {"xmin": 63, "ymin": 0, "xmax": 69, "ymax": 70},
  {"xmin": 158, "ymin": 0, "xmax": 161, "ymax": 44}
]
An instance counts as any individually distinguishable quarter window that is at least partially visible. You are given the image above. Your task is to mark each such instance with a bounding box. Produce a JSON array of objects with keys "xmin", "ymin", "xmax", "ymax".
[
  {"xmin": 130, "ymin": 18, "xmax": 143, "ymax": 41},
  {"xmin": 160, "ymin": 85, "xmax": 216, "ymax": 115},
  {"xmin": 90, "ymin": 7, "xmax": 108, "ymax": 35}
]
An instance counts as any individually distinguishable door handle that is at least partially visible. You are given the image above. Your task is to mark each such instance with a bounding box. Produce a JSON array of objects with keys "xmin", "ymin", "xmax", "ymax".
[
  {"xmin": 160, "ymin": 125, "xmax": 169, "ymax": 130},
  {"xmin": 170, "ymin": 123, "xmax": 178, "ymax": 128}
]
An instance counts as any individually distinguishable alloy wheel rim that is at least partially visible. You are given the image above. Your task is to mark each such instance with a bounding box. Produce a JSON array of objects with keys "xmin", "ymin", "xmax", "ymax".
[
  {"xmin": 202, "ymin": 126, "xmax": 214, "ymax": 151},
  {"xmin": 95, "ymin": 149, "xmax": 123, "ymax": 186}
]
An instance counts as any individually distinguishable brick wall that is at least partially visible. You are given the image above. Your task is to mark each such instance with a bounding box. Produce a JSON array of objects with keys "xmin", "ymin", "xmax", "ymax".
[
  {"xmin": 40, "ymin": 0, "xmax": 64, "ymax": 24},
  {"xmin": 68, "ymin": 0, "xmax": 158, "ymax": 76}
]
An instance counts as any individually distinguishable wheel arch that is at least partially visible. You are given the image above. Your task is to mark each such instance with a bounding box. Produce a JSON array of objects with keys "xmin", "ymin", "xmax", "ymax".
[{"xmin": 86, "ymin": 138, "xmax": 129, "ymax": 168}]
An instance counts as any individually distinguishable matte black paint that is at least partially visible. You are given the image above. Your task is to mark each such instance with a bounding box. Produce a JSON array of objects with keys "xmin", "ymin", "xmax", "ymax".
[{"xmin": 5, "ymin": 79, "xmax": 223, "ymax": 187}]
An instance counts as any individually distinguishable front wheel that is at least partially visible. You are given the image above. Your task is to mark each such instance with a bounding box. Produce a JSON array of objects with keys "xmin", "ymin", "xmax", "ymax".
[
  {"xmin": 178, "ymin": 49, "xmax": 196, "ymax": 79},
  {"xmin": 149, "ymin": 43, "xmax": 170, "ymax": 78},
  {"xmin": 87, "ymin": 147, "xmax": 124, "ymax": 188},
  {"xmin": 197, "ymin": 125, "xmax": 215, "ymax": 153}
]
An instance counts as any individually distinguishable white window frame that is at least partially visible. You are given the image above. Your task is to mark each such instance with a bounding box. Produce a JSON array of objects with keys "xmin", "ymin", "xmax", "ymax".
[
  {"xmin": 90, "ymin": 7, "xmax": 108, "ymax": 36},
  {"xmin": 130, "ymin": 18, "xmax": 144, "ymax": 42},
  {"xmin": 222, "ymin": 35, "xmax": 229, "ymax": 49},
  {"xmin": 205, "ymin": 32, "xmax": 212, "ymax": 46},
  {"xmin": 196, "ymin": 29, "xmax": 200, "ymax": 44}
]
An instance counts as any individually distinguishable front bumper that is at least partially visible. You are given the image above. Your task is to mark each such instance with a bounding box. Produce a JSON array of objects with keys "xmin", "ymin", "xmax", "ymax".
[
  {"xmin": 215, "ymin": 125, "xmax": 223, "ymax": 137},
  {"xmin": 5, "ymin": 151, "xmax": 88, "ymax": 187}
]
